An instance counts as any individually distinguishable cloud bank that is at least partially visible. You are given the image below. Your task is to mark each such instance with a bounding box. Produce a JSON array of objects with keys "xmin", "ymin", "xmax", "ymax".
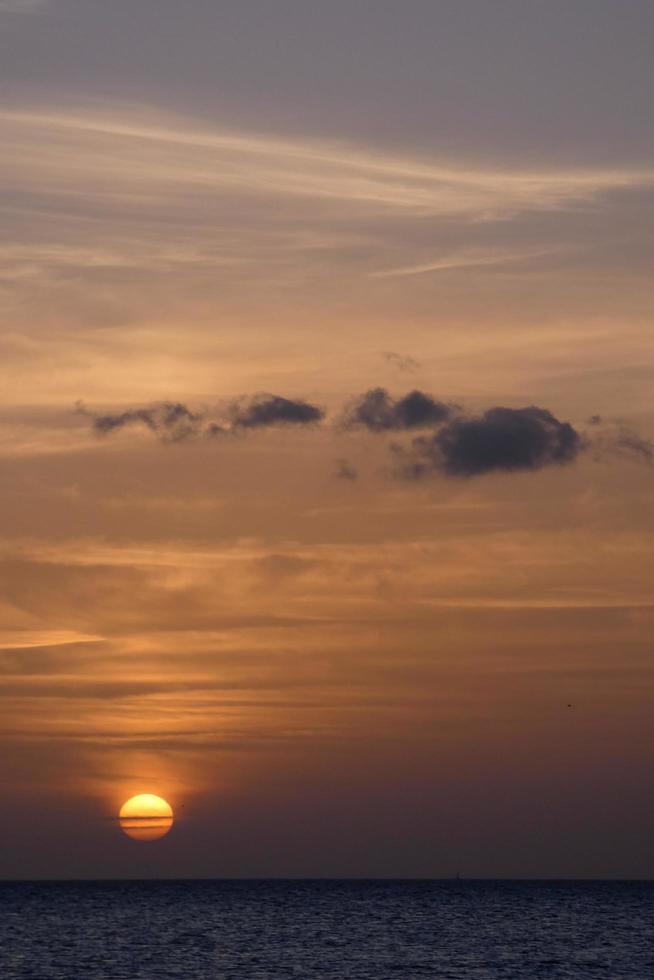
[{"xmin": 78, "ymin": 393, "xmax": 652, "ymax": 484}]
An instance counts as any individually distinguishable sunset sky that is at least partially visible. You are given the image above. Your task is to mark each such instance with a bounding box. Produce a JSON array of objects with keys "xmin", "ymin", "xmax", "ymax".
[{"xmin": 1, "ymin": 0, "xmax": 653, "ymax": 879}]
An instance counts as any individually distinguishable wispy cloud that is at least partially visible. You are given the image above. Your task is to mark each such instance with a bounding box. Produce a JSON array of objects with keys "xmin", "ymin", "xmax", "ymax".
[
  {"xmin": 381, "ymin": 351, "xmax": 420, "ymax": 373},
  {"xmin": 0, "ymin": 630, "xmax": 101, "ymax": 650},
  {"xmin": 2, "ymin": 107, "xmax": 651, "ymax": 217},
  {"xmin": 1, "ymin": 102, "xmax": 653, "ymax": 362},
  {"xmin": 370, "ymin": 246, "xmax": 563, "ymax": 278}
]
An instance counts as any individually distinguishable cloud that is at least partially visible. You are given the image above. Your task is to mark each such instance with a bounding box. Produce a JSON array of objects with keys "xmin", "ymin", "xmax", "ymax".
[
  {"xmin": 613, "ymin": 429, "xmax": 653, "ymax": 464},
  {"xmin": 335, "ymin": 458, "xmax": 358, "ymax": 481},
  {"xmin": 72, "ymin": 393, "xmax": 653, "ymax": 481},
  {"xmin": 381, "ymin": 352, "xmax": 420, "ymax": 373},
  {"xmin": 80, "ymin": 394, "xmax": 324, "ymax": 441},
  {"xmin": 204, "ymin": 422, "xmax": 229, "ymax": 438},
  {"xmin": 342, "ymin": 388, "xmax": 452, "ymax": 432},
  {"xmin": 3, "ymin": 103, "xmax": 654, "ymax": 355},
  {"xmin": 229, "ymin": 394, "xmax": 324, "ymax": 430},
  {"xmin": 81, "ymin": 401, "xmax": 202, "ymax": 443},
  {"xmin": 395, "ymin": 406, "xmax": 582, "ymax": 478},
  {"xmin": 2, "ymin": 107, "xmax": 652, "ymax": 220},
  {"xmin": 586, "ymin": 418, "xmax": 654, "ymax": 465},
  {"xmin": 370, "ymin": 246, "xmax": 561, "ymax": 279}
]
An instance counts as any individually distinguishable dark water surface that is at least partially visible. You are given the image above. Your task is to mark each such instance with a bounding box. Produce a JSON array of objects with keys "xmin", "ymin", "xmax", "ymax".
[{"xmin": 1, "ymin": 880, "xmax": 653, "ymax": 979}]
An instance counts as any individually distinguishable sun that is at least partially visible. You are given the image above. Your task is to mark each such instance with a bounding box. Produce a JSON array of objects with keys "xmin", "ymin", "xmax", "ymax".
[{"xmin": 118, "ymin": 793, "xmax": 174, "ymax": 842}]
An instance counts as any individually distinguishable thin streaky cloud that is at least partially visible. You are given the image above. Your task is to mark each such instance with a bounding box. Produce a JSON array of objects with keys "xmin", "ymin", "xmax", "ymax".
[
  {"xmin": 371, "ymin": 247, "xmax": 565, "ymax": 278},
  {"xmin": 2, "ymin": 107, "xmax": 653, "ymax": 217},
  {"xmin": 0, "ymin": 630, "xmax": 103, "ymax": 650}
]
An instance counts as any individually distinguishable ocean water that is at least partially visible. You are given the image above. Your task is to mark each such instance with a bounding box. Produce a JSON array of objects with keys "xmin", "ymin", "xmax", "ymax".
[{"xmin": 1, "ymin": 880, "xmax": 653, "ymax": 979}]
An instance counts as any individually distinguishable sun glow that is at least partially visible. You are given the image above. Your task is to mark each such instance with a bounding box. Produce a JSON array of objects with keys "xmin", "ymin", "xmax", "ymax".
[{"xmin": 118, "ymin": 794, "xmax": 174, "ymax": 842}]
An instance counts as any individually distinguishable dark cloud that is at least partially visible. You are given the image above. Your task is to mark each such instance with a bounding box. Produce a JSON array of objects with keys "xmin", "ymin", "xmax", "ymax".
[
  {"xmin": 79, "ymin": 394, "xmax": 323, "ymax": 441},
  {"xmin": 335, "ymin": 458, "xmax": 358, "ymax": 481},
  {"xmin": 229, "ymin": 394, "xmax": 324, "ymax": 429},
  {"xmin": 75, "ymin": 395, "xmax": 652, "ymax": 478},
  {"xmin": 342, "ymin": 388, "xmax": 452, "ymax": 432},
  {"xmin": 395, "ymin": 406, "xmax": 582, "ymax": 478},
  {"xmin": 82, "ymin": 401, "xmax": 202, "ymax": 442}
]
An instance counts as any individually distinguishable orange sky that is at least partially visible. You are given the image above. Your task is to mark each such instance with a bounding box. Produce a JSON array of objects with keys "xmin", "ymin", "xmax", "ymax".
[{"xmin": 1, "ymin": 0, "xmax": 653, "ymax": 878}]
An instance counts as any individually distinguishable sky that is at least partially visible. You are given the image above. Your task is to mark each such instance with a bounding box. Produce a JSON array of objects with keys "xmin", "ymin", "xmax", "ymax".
[{"xmin": 1, "ymin": 0, "xmax": 653, "ymax": 879}]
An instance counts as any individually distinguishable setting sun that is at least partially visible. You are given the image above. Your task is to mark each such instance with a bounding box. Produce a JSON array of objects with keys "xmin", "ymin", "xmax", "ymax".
[
  {"xmin": 118, "ymin": 794, "xmax": 174, "ymax": 842},
  {"xmin": 2, "ymin": 2, "xmax": 654, "ymax": 976}
]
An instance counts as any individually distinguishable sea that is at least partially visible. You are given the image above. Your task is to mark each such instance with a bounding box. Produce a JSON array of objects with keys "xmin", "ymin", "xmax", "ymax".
[{"xmin": 1, "ymin": 880, "xmax": 653, "ymax": 979}]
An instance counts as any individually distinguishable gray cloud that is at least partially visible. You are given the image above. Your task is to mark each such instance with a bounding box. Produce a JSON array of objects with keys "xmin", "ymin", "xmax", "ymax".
[
  {"xmin": 342, "ymin": 388, "xmax": 453, "ymax": 432},
  {"xmin": 81, "ymin": 401, "xmax": 202, "ymax": 443},
  {"xmin": 80, "ymin": 393, "xmax": 324, "ymax": 442},
  {"xmin": 76, "ymin": 395, "xmax": 651, "ymax": 481},
  {"xmin": 395, "ymin": 406, "xmax": 582, "ymax": 479},
  {"xmin": 229, "ymin": 394, "xmax": 324, "ymax": 430}
]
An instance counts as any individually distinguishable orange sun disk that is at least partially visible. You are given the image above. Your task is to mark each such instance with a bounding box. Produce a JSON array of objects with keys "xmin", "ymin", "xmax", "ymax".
[{"xmin": 119, "ymin": 793, "xmax": 174, "ymax": 841}]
